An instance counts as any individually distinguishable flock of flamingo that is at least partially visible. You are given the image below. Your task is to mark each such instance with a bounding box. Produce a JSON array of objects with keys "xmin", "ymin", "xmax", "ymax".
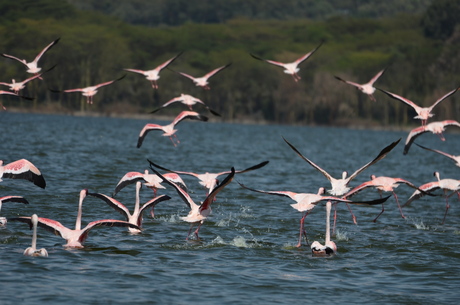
[{"xmin": 1, "ymin": 38, "xmax": 459, "ymax": 258}]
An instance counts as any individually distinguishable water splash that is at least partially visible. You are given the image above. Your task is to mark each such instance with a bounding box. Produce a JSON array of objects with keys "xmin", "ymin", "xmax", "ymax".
[{"xmin": 334, "ymin": 229, "xmax": 349, "ymax": 241}]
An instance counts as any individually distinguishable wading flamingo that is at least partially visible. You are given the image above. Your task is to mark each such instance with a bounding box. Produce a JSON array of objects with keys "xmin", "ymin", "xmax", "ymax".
[
  {"xmin": 0, "ymin": 90, "xmax": 34, "ymax": 110},
  {"xmin": 334, "ymin": 69, "xmax": 385, "ymax": 102},
  {"xmin": 53, "ymin": 75, "xmax": 126, "ymax": 104},
  {"xmin": 137, "ymin": 111, "xmax": 208, "ymax": 148},
  {"xmin": 343, "ymin": 175, "xmax": 430, "ymax": 222},
  {"xmin": 250, "ymin": 41, "xmax": 323, "ymax": 82},
  {"xmin": 238, "ymin": 183, "xmax": 389, "ymax": 248},
  {"xmin": 403, "ymin": 120, "xmax": 460, "ymax": 155},
  {"xmin": 404, "ymin": 172, "xmax": 460, "ymax": 224},
  {"xmin": 88, "ymin": 182, "xmax": 171, "ymax": 234},
  {"xmin": 23, "ymin": 214, "xmax": 48, "ymax": 257},
  {"xmin": 10, "ymin": 190, "xmax": 140, "ymax": 248},
  {"xmin": 311, "ymin": 201, "xmax": 337, "ymax": 257},
  {"xmin": 378, "ymin": 87, "xmax": 459, "ymax": 126},
  {"xmin": 150, "ymin": 166, "xmax": 235, "ymax": 240},
  {"xmin": 148, "ymin": 159, "xmax": 269, "ymax": 195},
  {"xmin": 124, "ymin": 52, "xmax": 182, "ymax": 89},
  {"xmin": 283, "ymin": 137, "xmax": 400, "ymax": 226},
  {"xmin": 1, "ymin": 38, "xmax": 60, "ymax": 76},
  {"xmin": 175, "ymin": 63, "xmax": 231, "ymax": 90},
  {"xmin": 150, "ymin": 93, "xmax": 220, "ymax": 116},
  {"xmin": 0, "ymin": 159, "xmax": 46, "ymax": 188},
  {"xmin": 414, "ymin": 143, "xmax": 460, "ymax": 167},
  {"xmin": 0, "ymin": 196, "xmax": 29, "ymax": 226}
]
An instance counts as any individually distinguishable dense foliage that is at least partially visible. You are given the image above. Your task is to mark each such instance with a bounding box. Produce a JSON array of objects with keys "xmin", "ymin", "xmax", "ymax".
[{"xmin": 0, "ymin": 0, "xmax": 458, "ymax": 127}]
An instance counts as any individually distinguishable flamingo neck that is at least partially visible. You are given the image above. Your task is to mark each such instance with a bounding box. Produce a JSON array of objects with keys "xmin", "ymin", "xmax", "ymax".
[
  {"xmin": 31, "ymin": 215, "xmax": 38, "ymax": 250},
  {"xmin": 75, "ymin": 191, "xmax": 85, "ymax": 231},
  {"xmin": 325, "ymin": 202, "xmax": 331, "ymax": 244},
  {"xmin": 134, "ymin": 182, "xmax": 141, "ymax": 214}
]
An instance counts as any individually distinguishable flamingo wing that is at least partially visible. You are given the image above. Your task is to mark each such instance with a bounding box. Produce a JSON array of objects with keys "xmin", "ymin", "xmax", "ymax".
[
  {"xmin": 148, "ymin": 165, "xmax": 197, "ymax": 210},
  {"xmin": 404, "ymin": 181, "xmax": 440, "ymax": 206},
  {"xmin": 172, "ymin": 110, "xmax": 208, "ymax": 126},
  {"xmin": 203, "ymin": 63, "xmax": 232, "ymax": 79},
  {"xmin": 113, "ymin": 171, "xmax": 145, "ymax": 196},
  {"xmin": 147, "ymin": 160, "xmax": 200, "ymax": 179},
  {"xmin": 334, "ymin": 76, "xmax": 362, "ymax": 88},
  {"xmin": 238, "ymin": 181, "xmax": 299, "ymax": 201},
  {"xmin": 348, "ymin": 138, "xmax": 401, "ymax": 181},
  {"xmin": 377, "ymin": 88, "xmax": 421, "ymax": 112},
  {"xmin": 94, "ymin": 74, "xmax": 126, "ymax": 89},
  {"xmin": 342, "ymin": 181, "xmax": 376, "ymax": 199},
  {"xmin": 294, "ymin": 41, "xmax": 323, "ymax": 64},
  {"xmin": 1, "ymin": 53, "xmax": 28, "ymax": 66},
  {"xmin": 87, "ymin": 192, "xmax": 131, "ymax": 219},
  {"xmin": 124, "ymin": 68, "xmax": 146, "ymax": 75},
  {"xmin": 200, "ymin": 168, "xmax": 235, "ymax": 212},
  {"xmin": 139, "ymin": 194, "xmax": 171, "ymax": 215},
  {"xmin": 414, "ymin": 143, "xmax": 457, "ymax": 162},
  {"xmin": 137, "ymin": 124, "xmax": 163, "ymax": 148},
  {"xmin": 214, "ymin": 160, "xmax": 269, "ymax": 177},
  {"xmin": 33, "ymin": 38, "xmax": 60, "ymax": 63},
  {"xmin": 368, "ymin": 69, "xmax": 386, "ymax": 85},
  {"xmin": 283, "ymin": 137, "xmax": 334, "ymax": 182},
  {"xmin": 404, "ymin": 126, "xmax": 428, "ymax": 155},
  {"xmin": 250, "ymin": 54, "xmax": 286, "ymax": 68},
  {"xmin": 80, "ymin": 219, "xmax": 141, "ymax": 243},
  {"xmin": 429, "ymin": 87, "xmax": 459, "ymax": 110},
  {"xmin": 10, "ymin": 216, "xmax": 70, "ymax": 238},
  {"xmin": 0, "ymin": 195, "xmax": 29, "ymax": 206},
  {"xmin": 155, "ymin": 52, "xmax": 183, "ymax": 71},
  {"xmin": 177, "ymin": 71, "xmax": 196, "ymax": 81},
  {"xmin": 2, "ymin": 159, "xmax": 46, "ymax": 188}
]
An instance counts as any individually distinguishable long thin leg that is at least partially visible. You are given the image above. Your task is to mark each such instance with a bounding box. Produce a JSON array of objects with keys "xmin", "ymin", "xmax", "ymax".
[
  {"xmin": 393, "ymin": 192, "xmax": 406, "ymax": 219},
  {"xmin": 186, "ymin": 223, "xmax": 195, "ymax": 240},
  {"xmin": 297, "ymin": 211, "xmax": 310, "ymax": 247},
  {"xmin": 441, "ymin": 196, "xmax": 450, "ymax": 225}
]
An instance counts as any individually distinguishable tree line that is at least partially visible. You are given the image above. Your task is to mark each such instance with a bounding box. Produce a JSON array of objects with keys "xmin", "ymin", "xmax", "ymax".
[{"xmin": 0, "ymin": 0, "xmax": 459, "ymax": 127}]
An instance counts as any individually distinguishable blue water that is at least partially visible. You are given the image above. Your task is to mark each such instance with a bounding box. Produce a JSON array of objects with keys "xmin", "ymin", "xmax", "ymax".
[{"xmin": 1, "ymin": 112, "xmax": 459, "ymax": 304}]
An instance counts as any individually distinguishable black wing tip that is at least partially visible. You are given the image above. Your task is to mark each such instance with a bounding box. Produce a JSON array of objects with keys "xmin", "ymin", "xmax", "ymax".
[{"xmin": 209, "ymin": 109, "xmax": 221, "ymax": 117}]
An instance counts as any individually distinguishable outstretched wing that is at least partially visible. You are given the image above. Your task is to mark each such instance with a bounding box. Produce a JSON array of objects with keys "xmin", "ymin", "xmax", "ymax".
[
  {"xmin": 2, "ymin": 159, "xmax": 46, "ymax": 188},
  {"xmin": 200, "ymin": 168, "xmax": 235, "ymax": 211}
]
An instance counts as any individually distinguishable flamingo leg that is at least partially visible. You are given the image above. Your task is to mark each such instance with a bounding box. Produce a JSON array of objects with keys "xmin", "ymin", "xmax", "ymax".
[
  {"xmin": 436, "ymin": 132, "xmax": 446, "ymax": 141},
  {"xmin": 373, "ymin": 204, "xmax": 385, "ymax": 222},
  {"xmin": 150, "ymin": 188, "xmax": 158, "ymax": 218},
  {"xmin": 296, "ymin": 211, "xmax": 310, "ymax": 247},
  {"xmin": 441, "ymin": 191, "xmax": 450, "ymax": 225},
  {"xmin": 186, "ymin": 223, "xmax": 195, "ymax": 240},
  {"xmin": 393, "ymin": 192, "xmax": 406, "ymax": 219},
  {"xmin": 194, "ymin": 221, "xmax": 204, "ymax": 240}
]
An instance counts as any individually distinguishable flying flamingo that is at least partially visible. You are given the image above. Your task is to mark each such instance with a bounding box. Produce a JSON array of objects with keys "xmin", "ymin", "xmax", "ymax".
[
  {"xmin": 403, "ymin": 120, "xmax": 460, "ymax": 155},
  {"xmin": 175, "ymin": 63, "xmax": 231, "ymax": 90},
  {"xmin": 404, "ymin": 172, "xmax": 460, "ymax": 224},
  {"xmin": 1, "ymin": 38, "xmax": 60, "ymax": 76},
  {"xmin": 88, "ymin": 182, "xmax": 171, "ymax": 234},
  {"xmin": 311, "ymin": 201, "xmax": 337, "ymax": 257},
  {"xmin": 124, "ymin": 52, "xmax": 182, "ymax": 89},
  {"xmin": 414, "ymin": 143, "xmax": 460, "ymax": 167},
  {"xmin": 0, "ymin": 159, "xmax": 46, "ymax": 188},
  {"xmin": 250, "ymin": 41, "xmax": 323, "ymax": 82},
  {"xmin": 137, "ymin": 110, "xmax": 208, "ymax": 148},
  {"xmin": 334, "ymin": 69, "xmax": 386, "ymax": 102},
  {"xmin": 343, "ymin": 174, "xmax": 430, "ymax": 222},
  {"xmin": 53, "ymin": 74, "xmax": 126, "ymax": 104},
  {"xmin": 150, "ymin": 93, "xmax": 221, "ymax": 116},
  {"xmin": 283, "ymin": 137, "xmax": 400, "ymax": 225},
  {"xmin": 23, "ymin": 214, "xmax": 48, "ymax": 257},
  {"xmin": 0, "ymin": 196, "xmax": 29, "ymax": 226},
  {"xmin": 0, "ymin": 90, "xmax": 34, "ymax": 110},
  {"xmin": 238, "ymin": 183, "xmax": 390, "ymax": 248},
  {"xmin": 150, "ymin": 166, "xmax": 235, "ymax": 240},
  {"xmin": 10, "ymin": 189, "xmax": 141, "ymax": 248},
  {"xmin": 0, "ymin": 73, "xmax": 43, "ymax": 94},
  {"xmin": 378, "ymin": 87, "xmax": 459, "ymax": 126},
  {"xmin": 148, "ymin": 159, "xmax": 269, "ymax": 195}
]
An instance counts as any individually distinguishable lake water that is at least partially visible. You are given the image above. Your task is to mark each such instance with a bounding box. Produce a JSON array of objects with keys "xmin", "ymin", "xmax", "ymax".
[{"xmin": 1, "ymin": 112, "xmax": 459, "ymax": 304}]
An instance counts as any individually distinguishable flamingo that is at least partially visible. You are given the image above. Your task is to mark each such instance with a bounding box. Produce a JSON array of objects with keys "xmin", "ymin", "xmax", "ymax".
[
  {"xmin": 343, "ymin": 175, "xmax": 430, "ymax": 222},
  {"xmin": 150, "ymin": 166, "xmax": 235, "ymax": 240},
  {"xmin": 0, "ymin": 73, "xmax": 43, "ymax": 94},
  {"xmin": 1, "ymin": 38, "xmax": 60, "ymax": 76},
  {"xmin": 378, "ymin": 87, "xmax": 459, "ymax": 126},
  {"xmin": 137, "ymin": 111, "xmax": 208, "ymax": 148},
  {"xmin": 403, "ymin": 120, "xmax": 460, "ymax": 155},
  {"xmin": 283, "ymin": 137, "xmax": 400, "ymax": 226},
  {"xmin": 0, "ymin": 90, "xmax": 34, "ymax": 110},
  {"xmin": 0, "ymin": 159, "xmax": 46, "ymax": 188},
  {"xmin": 414, "ymin": 143, "xmax": 460, "ymax": 167},
  {"xmin": 404, "ymin": 172, "xmax": 460, "ymax": 224},
  {"xmin": 88, "ymin": 182, "xmax": 171, "ymax": 234},
  {"xmin": 23, "ymin": 214, "xmax": 48, "ymax": 257},
  {"xmin": 53, "ymin": 75, "xmax": 126, "ymax": 104},
  {"xmin": 238, "ymin": 183, "xmax": 390, "ymax": 248},
  {"xmin": 334, "ymin": 69, "xmax": 385, "ymax": 102},
  {"xmin": 0, "ymin": 196, "xmax": 29, "ymax": 226},
  {"xmin": 124, "ymin": 52, "xmax": 182, "ymax": 89},
  {"xmin": 150, "ymin": 93, "xmax": 221, "ymax": 116},
  {"xmin": 311, "ymin": 201, "xmax": 337, "ymax": 257},
  {"xmin": 10, "ymin": 189, "xmax": 141, "ymax": 248},
  {"xmin": 175, "ymin": 63, "xmax": 231, "ymax": 90},
  {"xmin": 250, "ymin": 41, "xmax": 323, "ymax": 82},
  {"xmin": 148, "ymin": 159, "xmax": 269, "ymax": 195}
]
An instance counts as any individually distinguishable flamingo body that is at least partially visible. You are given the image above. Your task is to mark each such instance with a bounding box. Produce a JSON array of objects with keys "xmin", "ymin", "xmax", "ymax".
[
  {"xmin": 23, "ymin": 214, "xmax": 48, "ymax": 257},
  {"xmin": 335, "ymin": 69, "xmax": 385, "ymax": 102},
  {"xmin": 177, "ymin": 63, "xmax": 231, "ymax": 90}
]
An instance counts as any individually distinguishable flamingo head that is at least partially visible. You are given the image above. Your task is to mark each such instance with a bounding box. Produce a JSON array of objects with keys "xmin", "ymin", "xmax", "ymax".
[{"xmin": 342, "ymin": 171, "xmax": 348, "ymax": 179}]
